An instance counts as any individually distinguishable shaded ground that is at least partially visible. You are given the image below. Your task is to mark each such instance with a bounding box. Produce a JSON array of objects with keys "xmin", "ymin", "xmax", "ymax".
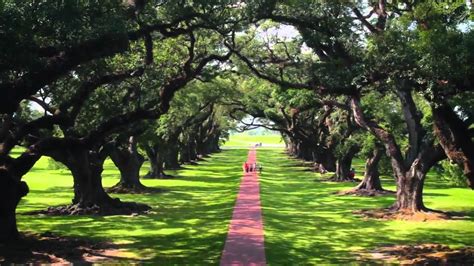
[
  {"xmin": 352, "ymin": 208, "xmax": 453, "ymax": 221},
  {"xmin": 337, "ymin": 188, "xmax": 395, "ymax": 197},
  {"xmin": 358, "ymin": 244, "xmax": 474, "ymax": 264},
  {"xmin": 0, "ymin": 232, "xmax": 131, "ymax": 264},
  {"xmin": 26, "ymin": 201, "xmax": 152, "ymax": 216}
]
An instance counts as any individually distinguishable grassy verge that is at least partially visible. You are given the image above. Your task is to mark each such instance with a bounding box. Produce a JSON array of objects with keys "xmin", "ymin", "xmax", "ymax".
[
  {"xmin": 17, "ymin": 149, "xmax": 245, "ymax": 264},
  {"xmin": 258, "ymin": 149, "xmax": 474, "ymax": 264}
]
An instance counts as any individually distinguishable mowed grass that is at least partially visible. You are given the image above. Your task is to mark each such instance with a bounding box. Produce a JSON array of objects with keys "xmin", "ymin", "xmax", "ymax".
[
  {"xmin": 17, "ymin": 149, "xmax": 246, "ymax": 264},
  {"xmin": 13, "ymin": 144, "xmax": 474, "ymax": 264},
  {"xmin": 223, "ymin": 134, "xmax": 284, "ymax": 147},
  {"xmin": 258, "ymin": 149, "xmax": 474, "ymax": 264}
]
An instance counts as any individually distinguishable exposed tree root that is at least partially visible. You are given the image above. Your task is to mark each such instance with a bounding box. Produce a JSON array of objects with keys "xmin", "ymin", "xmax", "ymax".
[
  {"xmin": 106, "ymin": 183, "xmax": 166, "ymax": 194},
  {"xmin": 336, "ymin": 188, "xmax": 395, "ymax": 197},
  {"xmin": 25, "ymin": 200, "xmax": 151, "ymax": 216},
  {"xmin": 357, "ymin": 244, "xmax": 474, "ymax": 265},
  {"xmin": 164, "ymin": 166, "xmax": 182, "ymax": 170},
  {"xmin": 353, "ymin": 208, "xmax": 451, "ymax": 221},
  {"xmin": 316, "ymin": 175, "xmax": 361, "ymax": 182},
  {"xmin": 142, "ymin": 173, "xmax": 174, "ymax": 179},
  {"xmin": 0, "ymin": 232, "xmax": 133, "ymax": 264}
]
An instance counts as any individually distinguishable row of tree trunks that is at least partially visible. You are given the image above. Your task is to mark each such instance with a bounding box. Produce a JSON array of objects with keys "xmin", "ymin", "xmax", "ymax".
[
  {"xmin": 43, "ymin": 146, "xmax": 150, "ymax": 215},
  {"xmin": 350, "ymin": 95, "xmax": 446, "ymax": 215},
  {"xmin": 284, "ymin": 135, "xmax": 337, "ymax": 171}
]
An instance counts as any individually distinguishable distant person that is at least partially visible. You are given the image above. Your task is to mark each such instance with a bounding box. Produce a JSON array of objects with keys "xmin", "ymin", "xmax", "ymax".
[
  {"xmin": 253, "ymin": 163, "xmax": 257, "ymax": 172},
  {"xmin": 243, "ymin": 162, "xmax": 249, "ymax": 173},
  {"xmin": 258, "ymin": 164, "xmax": 263, "ymax": 174}
]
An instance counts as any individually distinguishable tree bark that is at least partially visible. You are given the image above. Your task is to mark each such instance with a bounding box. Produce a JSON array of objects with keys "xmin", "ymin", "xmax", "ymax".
[
  {"xmin": 432, "ymin": 102, "xmax": 474, "ymax": 188},
  {"xmin": 65, "ymin": 148, "xmax": 114, "ymax": 208},
  {"xmin": 164, "ymin": 145, "xmax": 180, "ymax": 170},
  {"xmin": 0, "ymin": 151, "xmax": 40, "ymax": 242},
  {"xmin": 189, "ymin": 138, "xmax": 198, "ymax": 161},
  {"xmin": 143, "ymin": 145, "xmax": 171, "ymax": 178},
  {"xmin": 296, "ymin": 140, "xmax": 314, "ymax": 161},
  {"xmin": 179, "ymin": 142, "xmax": 191, "ymax": 164},
  {"xmin": 109, "ymin": 136, "xmax": 147, "ymax": 192},
  {"xmin": 286, "ymin": 138, "xmax": 298, "ymax": 156},
  {"xmin": 354, "ymin": 146, "xmax": 384, "ymax": 191},
  {"xmin": 0, "ymin": 171, "xmax": 29, "ymax": 243},
  {"xmin": 331, "ymin": 144, "xmax": 360, "ymax": 181},
  {"xmin": 391, "ymin": 159, "xmax": 427, "ymax": 212}
]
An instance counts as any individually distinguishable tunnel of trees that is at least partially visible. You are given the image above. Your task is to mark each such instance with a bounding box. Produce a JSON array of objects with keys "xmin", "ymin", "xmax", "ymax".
[{"xmin": 0, "ymin": 0, "xmax": 473, "ymax": 243}]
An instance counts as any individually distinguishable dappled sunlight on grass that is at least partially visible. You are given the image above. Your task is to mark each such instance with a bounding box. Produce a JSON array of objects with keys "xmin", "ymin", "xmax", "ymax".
[
  {"xmin": 258, "ymin": 149, "xmax": 474, "ymax": 264},
  {"xmin": 17, "ymin": 149, "xmax": 246, "ymax": 264},
  {"xmin": 13, "ymin": 147, "xmax": 474, "ymax": 264}
]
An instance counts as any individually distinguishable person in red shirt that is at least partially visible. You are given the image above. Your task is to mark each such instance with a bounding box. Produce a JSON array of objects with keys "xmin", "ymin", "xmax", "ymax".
[{"xmin": 243, "ymin": 162, "xmax": 249, "ymax": 173}]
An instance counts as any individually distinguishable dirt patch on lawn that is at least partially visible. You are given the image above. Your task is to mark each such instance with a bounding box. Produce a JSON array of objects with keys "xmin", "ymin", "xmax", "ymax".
[
  {"xmin": 314, "ymin": 177, "xmax": 362, "ymax": 183},
  {"xmin": 358, "ymin": 244, "xmax": 474, "ymax": 265},
  {"xmin": 106, "ymin": 185, "xmax": 167, "ymax": 194},
  {"xmin": 0, "ymin": 232, "xmax": 136, "ymax": 264},
  {"xmin": 337, "ymin": 188, "xmax": 395, "ymax": 197},
  {"xmin": 25, "ymin": 200, "xmax": 151, "ymax": 216},
  {"xmin": 353, "ymin": 208, "xmax": 453, "ymax": 221}
]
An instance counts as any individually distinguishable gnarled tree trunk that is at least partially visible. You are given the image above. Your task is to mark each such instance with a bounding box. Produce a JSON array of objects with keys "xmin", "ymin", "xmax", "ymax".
[
  {"xmin": 0, "ymin": 171, "xmax": 29, "ymax": 243},
  {"xmin": 331, "ymin": 144, "xmax": 360, "ymax": 181},
  {"xmin": 0, "ymin": 152, "xmax": 41, "ymax": 242},
  {"xmin": 164, "ymin": 145, "xmax": 180, "ymax": 170},
  {"xmin": 354, "ymin": 146, "xmax": 384, "ymax": 192},
  {"xmin": 109, "ymin": 136, "xmax": 147, "ymax": 192},
  {"xmin": 46, "ymin": 146, "xmax": 150, "ymax": 215},
  {"xmin": 432, "ymin": 102, "xmax": 474, "ymax": 188},
  {"xmin": 350, "ymin": 95, "xmax": 446, "ymax": 217},
  {"xmin": 391, "ymin": 159, "xmax": 427, "ymax": 212},
  {"xmin": 143, "ymin": 145, "xmax": 171, "ymax": 179}
]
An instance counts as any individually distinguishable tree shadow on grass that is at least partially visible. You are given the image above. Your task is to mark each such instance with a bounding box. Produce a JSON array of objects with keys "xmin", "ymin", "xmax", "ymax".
[
  {"xmin": 257, "ymin": 149, "xmax": 474, "ymax": 264},
  {"xmin": 15, "ymin": 148, "xmax": 250, "ymax": 264}
]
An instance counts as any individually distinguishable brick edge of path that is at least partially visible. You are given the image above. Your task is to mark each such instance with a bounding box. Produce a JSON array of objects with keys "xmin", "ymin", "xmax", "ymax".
[{"xmin": 220, "ymin": 148, "xmax": 266, "ymax": 266}]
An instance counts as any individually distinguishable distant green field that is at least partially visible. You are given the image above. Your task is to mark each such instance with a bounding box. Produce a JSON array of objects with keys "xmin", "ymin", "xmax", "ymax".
[{"xmin": 223, "ymin": 134, "xmax": 284, "ymax": 147}]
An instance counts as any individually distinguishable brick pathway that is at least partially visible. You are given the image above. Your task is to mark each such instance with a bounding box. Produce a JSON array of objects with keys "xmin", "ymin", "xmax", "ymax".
[{"xmin": 220, "ymin": 148, "xmax": 266, "ymax": 266}]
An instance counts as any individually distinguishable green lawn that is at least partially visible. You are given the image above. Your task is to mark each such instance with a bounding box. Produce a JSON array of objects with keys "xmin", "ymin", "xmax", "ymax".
[
  {"xmin": 258, "ymin": 149, "xmax": 474, "ymax": 264},
  {"xmin": 18, "ymin": 149, "xmax": 245, "ymax": 264},
  {"xmin": 15, "ymin": 146, "xmax": 474, "ymax": 264}
]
